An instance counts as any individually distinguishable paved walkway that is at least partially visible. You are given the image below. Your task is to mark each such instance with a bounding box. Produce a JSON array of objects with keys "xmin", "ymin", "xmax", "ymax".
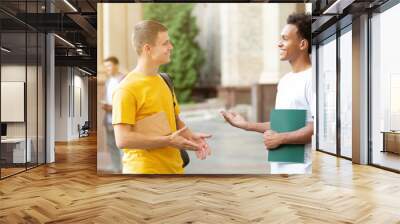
[{"xmin": 181, "ymin": 108, "xmax": 268, "ymax": 174}]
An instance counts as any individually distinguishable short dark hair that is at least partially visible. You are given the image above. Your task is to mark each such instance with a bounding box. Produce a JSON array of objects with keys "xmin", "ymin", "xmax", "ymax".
[
  {"xmin": 104, "ymin": 56, "xmax": 119, "ymax": 65},
  {"xmin": 287, "ymin": 12, "xmax": 312, "ymax": 54}
]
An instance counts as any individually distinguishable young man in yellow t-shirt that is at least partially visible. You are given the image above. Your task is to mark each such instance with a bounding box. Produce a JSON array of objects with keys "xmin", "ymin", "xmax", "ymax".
[{"xmin": 112, "ymin": 20, "xmax": 212, "ymax": 174}]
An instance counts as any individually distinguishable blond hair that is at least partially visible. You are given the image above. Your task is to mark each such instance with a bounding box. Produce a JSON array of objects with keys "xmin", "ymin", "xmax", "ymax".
[{"xmin": 132, "ymin": 20, "xmax": 168, "ymax": 55}]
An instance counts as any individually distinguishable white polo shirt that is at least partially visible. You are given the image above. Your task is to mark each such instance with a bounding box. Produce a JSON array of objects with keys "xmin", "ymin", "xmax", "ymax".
[
  {"xmin": 105, "ymin": 73, "xmax": 125, "ymax": 124},
  {"xmin": 267, "ymin": 67, "xmax": 315, "ymax": 174}
]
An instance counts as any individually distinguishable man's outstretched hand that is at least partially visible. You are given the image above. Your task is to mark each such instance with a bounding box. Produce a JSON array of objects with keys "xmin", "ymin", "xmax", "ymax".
[
  {"xmin": 220, "ymin": 111, "xmax": 248, "ymax": 130},
  {"xmin": 168, "ymin": 127, "xmax": 200, "ymax": 151},
  {"xmin": 190, "ymin": 133, "xmax": 212, "ymax": 160},
  {"xmin": 170, "ymin": 127, "xmax": 212, "ymax": 160}
]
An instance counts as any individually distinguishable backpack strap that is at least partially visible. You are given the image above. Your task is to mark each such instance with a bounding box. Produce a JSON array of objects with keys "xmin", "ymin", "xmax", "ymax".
[
  {"xmin": 159, "ymin": 73, "xmax": 177, "ymax": 108},
  {"xmin": 159, "ymin": 73, "xmax": 190, "ymax": 168}
]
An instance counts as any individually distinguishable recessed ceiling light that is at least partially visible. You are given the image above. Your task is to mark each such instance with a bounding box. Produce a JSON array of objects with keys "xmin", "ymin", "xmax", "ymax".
[
  {"xmin": 323, "ymin": 0, "xmax": 354, "ymax": 15},
  {"xmin": 1, "ymin": 47, "xmax": 11, "ymax": 53},
  {"xmin": 63, "ymin": 0, "xmax": 78, "ymax": 12},
  {"xmin": 54, "ymin": 34, "xmax": 75, "ymax": 48},
  {"xmin": 78, "ymin": 67, "xmax": 92, "ymax": 76}
]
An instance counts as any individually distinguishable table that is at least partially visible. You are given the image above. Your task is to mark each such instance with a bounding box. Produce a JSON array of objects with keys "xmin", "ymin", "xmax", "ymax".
[
  {"xmin": 1, "ymin": 138, "xmax": 32, "ymax": 164},
  {"xmin": 381, "ymin": 131, "xmax": 400, "ymax": 154}
]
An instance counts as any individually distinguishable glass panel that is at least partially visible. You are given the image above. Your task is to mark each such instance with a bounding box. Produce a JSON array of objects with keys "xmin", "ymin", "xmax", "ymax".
[
  {"xmin": 27, "ymin": 31, "xmax": 38, "ymax": 169},
  {"xmin": 25, "ymin": 0, "xmax": 39, "ymax": 170},
  {"xmin": 0, "ymin": 0, "xmax": 46, "ymax": 178},
  {"xmin": 317, "ymin": 36, "xmax": 337, "ymax": 154},
  {"xmin": 1, "ymin": 31, "xmax": 28, "ymax": 177},
  {"xmin": 371, "ymin": 3, "xmax": 400, "ymax": 171},
  {"xmin": 339, "ymin": 28, "xmax": 352, "ymax": 158}
]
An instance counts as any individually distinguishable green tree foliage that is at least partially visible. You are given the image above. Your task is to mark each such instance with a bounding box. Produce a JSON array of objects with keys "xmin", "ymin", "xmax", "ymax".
[{"xmin": 143, "ymin": 4, "xmax": 204, "ymax": 103}]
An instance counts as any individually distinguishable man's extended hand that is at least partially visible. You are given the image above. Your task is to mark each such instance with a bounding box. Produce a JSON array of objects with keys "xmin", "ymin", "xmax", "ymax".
[
  {"xmin": 190, "ymin": 133, "xmax": 212, "ymax": 160},
  {"xmin": 220, "ymin": 111, "xmax": 248, "ymax": 129},
  {"xmin": 263, "ymin": 130, "xmax": 285, "ymax": 150},
  {"xmin": 168, "ymin": 127, "xmax": 201, "ymax": 151}
]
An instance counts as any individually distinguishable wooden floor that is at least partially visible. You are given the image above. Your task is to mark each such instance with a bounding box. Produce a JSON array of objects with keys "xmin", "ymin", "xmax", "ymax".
[
  {"xmin": 1, "ymin": 167, "xmax": 26, "ymax": 178},
  {"xmin": 373, "ymin": 150, "xmax": 400, "ymax": 171},
  {"xmin": 1, "ymin": 135, "xmax": 400, "ymax": 223}
]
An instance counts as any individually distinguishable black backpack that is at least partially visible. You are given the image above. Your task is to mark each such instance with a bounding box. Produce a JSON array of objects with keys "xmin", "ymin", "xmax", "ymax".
[{"xmin": 159, "ymin": 73, "xmax": 190, "ymax": 168}]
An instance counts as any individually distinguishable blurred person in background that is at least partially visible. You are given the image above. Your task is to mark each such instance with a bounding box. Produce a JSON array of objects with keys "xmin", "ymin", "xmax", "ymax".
[{"xmin": 102, "ymin": 56, "xmax": 125, "ymax": 173}]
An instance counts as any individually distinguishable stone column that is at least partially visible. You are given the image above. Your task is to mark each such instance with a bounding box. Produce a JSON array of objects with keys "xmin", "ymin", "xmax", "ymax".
[
  {"xmin": 102, "ymin": 3, "xmax": 142, "ymax": 74},
  {"xmin": 220, "ymin": 4, "xmax": 264, "ymax": 87},
  {"xmin": 258, "ymin": 4, "xmax": 297, "ymax": 84}
]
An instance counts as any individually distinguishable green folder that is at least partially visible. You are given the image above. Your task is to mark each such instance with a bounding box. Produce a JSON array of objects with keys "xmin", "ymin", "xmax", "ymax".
[{"xmin": 268, "ymin": 109, "xmax": 306, "ymax": 163}]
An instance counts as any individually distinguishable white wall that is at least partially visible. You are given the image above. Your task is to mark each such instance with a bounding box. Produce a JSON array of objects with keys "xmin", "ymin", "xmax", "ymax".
[
  {"xmin": 55, "ymin": 66, "xmax": 68, "ymax": 141},
  {"xmin": 71, "ymin": 73, "xmax": 89, "ymax": 138},
  {"xmin": 1, "ymin": 66, "xmax": 26, "ymax": 129},
  {"xmin": 1, "ymin": 65, "xmax": 34, "ymax": 138},
  {"xmin": 55, "ymin": 67, "xmax": 89, "ymax": 141}
]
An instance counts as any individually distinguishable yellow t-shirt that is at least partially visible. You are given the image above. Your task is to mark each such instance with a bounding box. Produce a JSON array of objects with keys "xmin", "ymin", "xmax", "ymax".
[{"xmin": 112, "ymin": 72, "xmax": 183, "ymax": 174}]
